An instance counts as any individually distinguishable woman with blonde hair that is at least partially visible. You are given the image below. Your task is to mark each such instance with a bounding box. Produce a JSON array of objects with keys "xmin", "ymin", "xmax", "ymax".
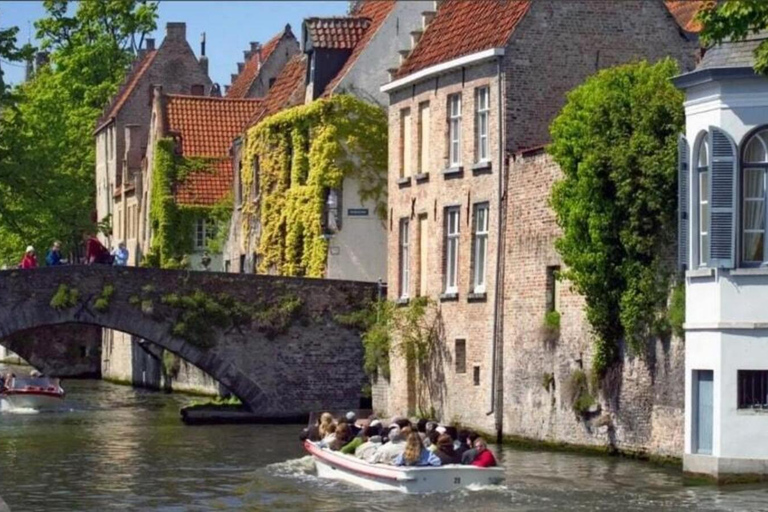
[
  {"xmin": 394, "ymin": 432, "xmax": 441, "ymax": 467},
  {"xmin": 318, "ymin": 412, "xmax": 335, "ymax": 439}
]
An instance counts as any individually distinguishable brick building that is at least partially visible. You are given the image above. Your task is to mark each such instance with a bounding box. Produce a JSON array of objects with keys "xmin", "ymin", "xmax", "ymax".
[
  {"xmin": 380, "ymin": 0, "xmax": 702, "ymax": 454},
  {"xmin": 224, "ymin": 0, "xmax": 433, "ymax": 279}
]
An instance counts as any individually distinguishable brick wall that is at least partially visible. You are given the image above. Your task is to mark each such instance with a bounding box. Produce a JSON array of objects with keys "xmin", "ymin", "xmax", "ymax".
[{"xmin": 503, "ymin": 150, "xmax": 684, "ymax": 457}]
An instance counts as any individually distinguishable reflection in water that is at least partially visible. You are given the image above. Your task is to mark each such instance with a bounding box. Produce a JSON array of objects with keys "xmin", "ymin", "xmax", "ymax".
[{"xmin": 2, "ymin": 368, "xmax": 768, "ymax": 511}]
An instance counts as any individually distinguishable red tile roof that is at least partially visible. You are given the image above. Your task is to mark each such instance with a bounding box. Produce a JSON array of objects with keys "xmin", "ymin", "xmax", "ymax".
[
  {"xmin": 226, "ymin": 26, "xmax": 291, "ymax": 99},
  {"xmin": 304, "ymin": 17, "xmax": 371, "ymax": 50},
  {"xmin": 323, "ymin": 0, "xmax": 396, "ymax": 96},
  {"xmin": 165, "ymin": 94, "xmax": 262, "ymax": 206},
  {"xmin": 246, "ymin": 53, "xmax": 307, "ymax": 128},
  {"xmin": 96, "ymin": 50, "xmax": 158, "ymax": 132},
  {"xmin": 664, "ymin": 0, "xmax": 708, "ymax": 33},
  {"xmin": 395, "ymin": 0, "xmax": 531, "ymax": 79}
]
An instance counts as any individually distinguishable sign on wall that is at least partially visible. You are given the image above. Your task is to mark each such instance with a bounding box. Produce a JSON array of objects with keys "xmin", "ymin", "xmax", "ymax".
[{"xmin": 347, "ymin": 208, "xmax": 369, "ymax": 217}]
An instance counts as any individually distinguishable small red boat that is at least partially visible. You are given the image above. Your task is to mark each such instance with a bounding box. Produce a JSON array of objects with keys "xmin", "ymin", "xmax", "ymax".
[{"xmin": 0, "ymin": 375, "xmax": 65, "ymax": 410}]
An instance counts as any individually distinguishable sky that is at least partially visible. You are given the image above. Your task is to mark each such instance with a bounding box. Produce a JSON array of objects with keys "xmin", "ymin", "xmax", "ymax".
[{"xmin": 0, "ymin": 1, "xmax": 349, "ymax": 87}]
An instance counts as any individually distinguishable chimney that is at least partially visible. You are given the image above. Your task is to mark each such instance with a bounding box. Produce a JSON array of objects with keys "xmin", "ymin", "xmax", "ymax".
[
  {"xmin": 231, "ymin": 73, "xmax": 239, "ymax": 84},
  {"xmin": 200, "ymin": 32, "xmax": 206, "ymax": 56},
  {"xmin": 237, "ymin": 62, "xmax": 245, "ymax": 73},
  {"xmin": 250, "ymin": 42, "xmax": 260, "ymax": 54},
  {"xmin": 244, "ymin": 50, "xmax": 253, "ymax": 61},
  {"xmin": 199, "ymin": 33, "xmax": 209, "ymax": 76},
  {"xmin": 210, "ymin": 83, "xmax": 222, "ymax": 98},
  {"xmin": 124, "ymin": 125, "xmax": 142, "ymax": 177},
  {"xmin": 165, "ymin": 22, "xmax": 186, "ymax": 43},
  {"xmin": 145, "ymin": 38, "xmax": 155, "ymax": 51}
]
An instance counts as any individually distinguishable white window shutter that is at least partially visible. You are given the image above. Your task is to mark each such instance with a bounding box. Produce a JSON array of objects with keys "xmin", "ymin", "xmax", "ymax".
[
  {"xmin": 708, "ymin": 127, "xmax": 737, "ymax": 268},
  {"xmin": 678, "ymin": 134, "xmax": 689, "ymax": 272}
]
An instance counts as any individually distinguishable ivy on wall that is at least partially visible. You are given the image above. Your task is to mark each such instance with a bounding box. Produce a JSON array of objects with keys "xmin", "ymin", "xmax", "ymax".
[
  {"xmin": 548, "ymin": 59, "xmax": 684, "ymax": 376},
  {"xmin": 145, "ymin": 138, "xmax": 232, "ymax": 269},
  {"xmin": 240, "ymin": 94, "xmax": 387, "ymax": 277}
]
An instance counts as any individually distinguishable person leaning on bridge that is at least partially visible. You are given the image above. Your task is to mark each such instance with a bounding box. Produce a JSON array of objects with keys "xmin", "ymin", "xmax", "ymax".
[
  {"xmin": 46, "ymin": 241, "xmax": 63, "ymax": 266},
  {"xmin": 19, "ymin": 246, "xmax": 37, "ymax": 269},
  {"xmin": 84, "ymin": 233, "xmax": 112, "ymax": 265}
]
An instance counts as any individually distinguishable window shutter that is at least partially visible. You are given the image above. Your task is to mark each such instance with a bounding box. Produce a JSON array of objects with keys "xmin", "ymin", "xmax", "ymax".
[
  {"xmin": 678, "ymin": 135, "xmax": 689, "ymax": 272},
  {"xmin": 708, "ymin": 127, "xmax": 737, "ymax": 268}
]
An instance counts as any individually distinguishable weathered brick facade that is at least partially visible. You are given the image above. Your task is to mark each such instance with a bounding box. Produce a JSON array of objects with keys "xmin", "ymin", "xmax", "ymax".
[{"xmin": 381, "ymin": 0, "xmax": 697, "ymax": 456}]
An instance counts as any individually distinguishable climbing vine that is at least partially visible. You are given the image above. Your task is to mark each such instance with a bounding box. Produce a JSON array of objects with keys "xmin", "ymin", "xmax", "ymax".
[
  {"xmin": 145, "ymin": 137, "xmax": 232, "ymax": 269},
  {"xmin": 337, "ymin": 297, "xmax": 439, "ymax": 380},
  {"xmin": 548, "ymin": 59, "xmax": 684, "ymax": 375},
  {"xmin": 240, "ymin": 94, "xmax": 388, "ymax": 277}
]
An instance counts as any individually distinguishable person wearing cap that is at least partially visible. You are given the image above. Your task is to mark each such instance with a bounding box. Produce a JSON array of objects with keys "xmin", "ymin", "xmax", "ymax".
[
  {"xmin": 45, "ymin": 241, "xmax": 63, "ymax": 266},
  {"xmin": 345, "ymin": 411, "xmax": 361, "ymax": 437},
  {"xmin": 20, "ymin": 246, "xmax": 37, "ymax": 269},
  {"xmin": 370, "ymin": 425, "xmax": 410, "ymax": 465}
]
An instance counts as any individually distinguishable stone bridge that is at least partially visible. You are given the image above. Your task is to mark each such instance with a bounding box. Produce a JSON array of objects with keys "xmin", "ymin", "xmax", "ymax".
[{"xmin": 0, "ymin": 266, "xmax": 376, "ymax": 417}]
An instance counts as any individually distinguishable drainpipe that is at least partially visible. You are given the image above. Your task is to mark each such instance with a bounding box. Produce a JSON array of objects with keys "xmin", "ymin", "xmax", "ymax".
[{"xmin": 486, "ymin": 55, "xmax": 506, "ymax": 444}]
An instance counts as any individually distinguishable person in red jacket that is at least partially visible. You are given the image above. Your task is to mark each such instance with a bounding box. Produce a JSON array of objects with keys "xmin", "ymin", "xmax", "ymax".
[
  {"xmin": 470, "ymin": 438, "xmax": 498, "ymax": 468},
  {"xmin": 19, "ymin": 246, "xmax": 37, "ymax": 269},
  {"xmin": 85, "ymin": 235, "xmax": 112, "ymax": 265}
]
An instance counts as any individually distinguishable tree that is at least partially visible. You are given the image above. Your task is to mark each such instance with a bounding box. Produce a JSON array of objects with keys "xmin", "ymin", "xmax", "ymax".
[
  {"xmin": 548, "ymin": 59, "xmax": 685, "ymax": 375},
  {"xmin": 0, "ymin": 1, "xmax": 157, "ymax": 266},
  {"xmin": 698, "ymin": 0, "xmax": 768, "ymax": 74}
]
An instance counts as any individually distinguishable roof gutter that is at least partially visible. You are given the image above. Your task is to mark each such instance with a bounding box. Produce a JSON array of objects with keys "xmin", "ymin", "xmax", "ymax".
[{"xmin": 380, "ymin": 48, "xmax": 505, "ymax": 93}]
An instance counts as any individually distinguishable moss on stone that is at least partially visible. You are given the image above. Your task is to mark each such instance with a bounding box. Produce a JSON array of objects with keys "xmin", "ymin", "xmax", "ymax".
[{"xmin": 50, "ymin": 284, "xmax": 79, "ymax": 310}]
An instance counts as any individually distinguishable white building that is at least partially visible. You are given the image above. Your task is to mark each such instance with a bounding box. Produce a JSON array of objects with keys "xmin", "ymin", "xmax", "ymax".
[{"xmin": 675, "ymin": 35, "xmax": 768, "ymax": 480}]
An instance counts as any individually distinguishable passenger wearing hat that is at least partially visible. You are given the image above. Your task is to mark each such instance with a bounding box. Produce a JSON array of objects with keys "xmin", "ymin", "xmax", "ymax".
[
  {"xmin": 20, "ymin": 246, "xmax": 37, "ymax": 269},
  {"xmin": 345, "ymin": 411, "xmax": 361, "ymax": 437}
]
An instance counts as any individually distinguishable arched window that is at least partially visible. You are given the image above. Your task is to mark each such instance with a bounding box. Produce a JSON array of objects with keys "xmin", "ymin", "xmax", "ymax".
[
  {"xmin": 697, "ymin": 135, "xmax": 710, "ymax": 266},
  {"xmin": 742, "ymin": 129, "xmax": 768, "ymax": 264}
]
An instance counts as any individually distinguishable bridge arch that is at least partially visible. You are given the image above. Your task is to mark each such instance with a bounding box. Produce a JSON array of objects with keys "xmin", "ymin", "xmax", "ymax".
[{"xmin": 0, "ymin": 266, "xmax": 376, "ymax": 416}]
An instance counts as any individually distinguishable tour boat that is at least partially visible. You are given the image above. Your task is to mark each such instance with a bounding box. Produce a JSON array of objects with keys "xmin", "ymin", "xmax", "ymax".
[
  {"xmin": 304, "ymin": 440, "xmax": 505, "ymax": 493},
  {"xmin": 0, "ymin": 375, "xmax": 65, "ymax": 410}
]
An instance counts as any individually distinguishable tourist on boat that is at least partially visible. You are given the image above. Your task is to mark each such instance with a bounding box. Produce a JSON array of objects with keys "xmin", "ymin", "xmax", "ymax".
[
  {"xmin": 299, "ymin": 416, "xmax": 323, "ymax": 442},
  {"xmin": 329, "ymin": 422, "xmax": 353, "ymax": 451},
  {"xmin": 434, "ymin": 434, "xmax": 461, "ymax": 465},
  {"xmin": 45, "ymin": 241, "xmax": 63, "ymax": 266},
  {"xmin": 341, "ymin": 422, "xmax": 372, "ymax": 454},
  {"xmin": 354, "ymin": 424, "xmax": 383, "ymax": 461},
  {"xmin": 461, "ymin": 432, "xmax": 481, "ymax": 464},
  {"xmin": 426, "ymin": 430, "xmax": 440, "ymax": 452},
  {"xmin": 455, "ymin": 429, "xmax": 471, "ymax": 458},
  {"xmin": 394, "ymin": 432, "xmax": 441, "ymax": 467},
  {"xmin": 344, "ymin": 411, "xmax": 362, "ymax": 437},
  {"xmin": 318, "ymin": 412, "xmax": 335, "ymax": 439},
  {"xmin": 20, "ymin": 246, "xmax": 37, "ymax": 269},
  {"xmin": 470, "ymin": 438, "xmax": 498, "ymax": 468},
  {"xmin": 416, "ymin": 418, "xmax": 429, "ymax": 441},
  {"xmin": 445, "ymin": 426, "xmax": 458, "ymax": 443},
  {"xmin": 370, "ymin": 425, "xmax": 410, "ymax": 465}
]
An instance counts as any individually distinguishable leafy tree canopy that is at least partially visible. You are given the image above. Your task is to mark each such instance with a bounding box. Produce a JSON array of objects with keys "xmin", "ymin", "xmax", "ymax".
[
  {"xmin": 698, "ymin": 0, "xmax": 768, "ymax": 74},
  {"xmin": 0, "ymin": 1, "xmax": 157, "ymax": 267},
  {"xmin": 548, "ymin": 59, "xmax": 685, "ymax": 374}
]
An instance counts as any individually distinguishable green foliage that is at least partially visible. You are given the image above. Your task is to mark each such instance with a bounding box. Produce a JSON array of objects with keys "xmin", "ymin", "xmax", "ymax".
[
  {"xmin": 189, "ymin": 395, "xmax": 242, "ymax": 407},
  {"xmin": 253, "ymin": 294, "xmax": 303, "ymax": 339},
  {"xmin": 548, "ymin": 59, "xmax": 684, "ymax": 375},
  {"xmin": 337, "ymin": 297, "xmax": 439, "ymax": 381},
  {"xmin": 49, "ymin": 284, "xmax": 79, "ymax": 309},
  {"xmin": 698, "ymin": 0, "xmax": 768, "ymax": 75},
  {"xmin": 241, "ymin": 94, "xmax": 388, "ymax": 277},
  {"xmin": 669, "ymin": 282, "xmax": 686, "ymax": 339},
  {"xmin": 564, "ymin": 369, "xmax": 595, "ymax": 417},
  {"xmin": 128, "ymin": 295, "xmax": 140, "ymax": 306},
  {"xmin": 145, "ymin": 138, "xmax": 231, "ymax": 268},
  {"xmin": 93, "ymin": 283, "xmax": 114, "ymax": 312},
  {"xmin": 542, "ymin": 310, "xmax": 561, "ymax": 346},
  {"xmin": 0, "ymin": 1, "xmax": 157, "ymax": 267},
  {"xmin": 162, "ymin": 350, "xmax": 181, "ymax": 379}
]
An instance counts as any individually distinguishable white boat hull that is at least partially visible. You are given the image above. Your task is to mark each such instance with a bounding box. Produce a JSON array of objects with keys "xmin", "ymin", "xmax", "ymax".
[
  {"xmin": 305, "ymin": 441, "xmax": 505, "ymax": 493},
  {"xmin": 2, "ymin": 393, "xmax": 64, "ymax": 410}
]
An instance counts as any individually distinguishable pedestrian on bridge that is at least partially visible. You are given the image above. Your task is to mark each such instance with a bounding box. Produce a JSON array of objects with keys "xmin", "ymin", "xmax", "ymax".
[
  {"xmin": 112, "ymin": 242, "xmax": 129, "ymax": 266},
  {"xmin": 19, "ymin": 246, "xmax": 37, "ymax": 269},
  {"xmin": 46, "ymin": 241, "xmax": 63, "ymax": 266}
]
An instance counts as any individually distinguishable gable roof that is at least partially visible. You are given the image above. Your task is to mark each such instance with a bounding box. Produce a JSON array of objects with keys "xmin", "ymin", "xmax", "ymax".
[
  {"xmin": 226, "ymin": 26, "xmax": 292, "ymax": 99},
  {"xmin": 165, "ymin": 94, "xmax": 262, "ymax": 206},
  {"xmin": 96, "ymin": 50, "xmax": 158, "ymax": 133},
  {"xmin": 246, "ymin": 53, "xmax": 307, "ymax": 128},
  {"xmin": 304, "ymin": 16, "xmax": 371, "ymax": 50},
  {"xmin": 395, "ymin": 0, "xmax": 531, "ymax": 79},
  {"xmin": 664, "ymin": 0, "xmax": 707, "ymax": 33},
  {"xmin": 323, "ymin": 0, "xmax": 396, "ymax": 96}
]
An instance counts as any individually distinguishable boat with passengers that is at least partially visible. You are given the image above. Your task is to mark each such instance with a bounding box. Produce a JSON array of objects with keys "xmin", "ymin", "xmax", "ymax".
[{"xmin": 0, "ymin": 373, "xmax": 65, "ymax": 410}]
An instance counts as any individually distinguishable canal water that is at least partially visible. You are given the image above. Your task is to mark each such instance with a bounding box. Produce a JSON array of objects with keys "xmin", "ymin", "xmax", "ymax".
[{"xmin": 2, "ymin": 368, "xmax": 768, "ymax": 511}]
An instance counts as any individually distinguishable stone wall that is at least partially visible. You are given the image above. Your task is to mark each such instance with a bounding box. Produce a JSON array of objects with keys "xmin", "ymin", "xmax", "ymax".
[
  {"xmin": 502, "ymin": 150, "xmax": 684, "ymax": 457},
  {"xmin": 1, "ymin": 324, "xmax": 101, "ymax": 377}
]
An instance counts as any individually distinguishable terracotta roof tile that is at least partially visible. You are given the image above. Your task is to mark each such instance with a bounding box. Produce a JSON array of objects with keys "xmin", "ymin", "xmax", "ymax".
[
  {"xmin": 226, "ymin": 26, "xmax": 291, "ymax": 99},
  {"xmin": 396, "ymin": 0, "xmax": 531, "ymax": 79},
  {"xmin": 96, "ymin": 50, "xmax": 157, "ymax": 132},
  {"xmin": 305, "ymin": 16, "xmax": 371, "ymax": 50},
  {"xmin": 165, "ymin": 95, "xmax": 262, "ymax": 206},
  {"xmin": 323, "ymin": 0, "xmax": 396, "ymax": 96},
  {"xmin": 247, "ymin": 53, "xmax": 307, "ymax": 128},
  {"xmin": 664, "ymin": 0, "xmax": 708, "ymax": 33}
]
